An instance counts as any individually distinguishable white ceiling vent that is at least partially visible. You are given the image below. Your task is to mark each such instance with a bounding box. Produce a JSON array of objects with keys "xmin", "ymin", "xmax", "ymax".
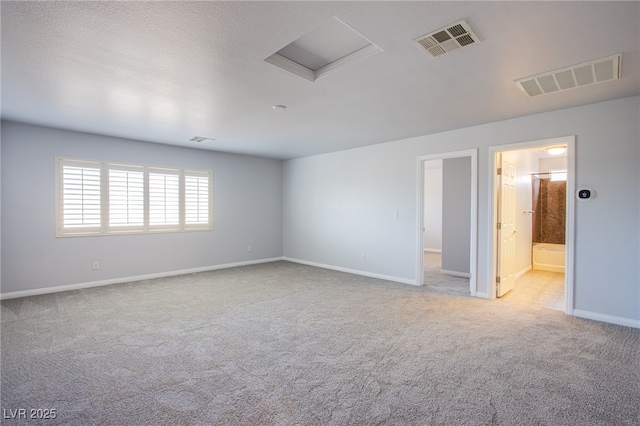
[
  {"xmin": 515, "ymin": 54, "xmax": 621, "ymax": 98},
  {"xmin": 265, "ymin": 17, "xmax": 382, "ymax": 82},
  {"xmin": 414, "ymin": 20, "xmax": 479, "ymax": 58}
]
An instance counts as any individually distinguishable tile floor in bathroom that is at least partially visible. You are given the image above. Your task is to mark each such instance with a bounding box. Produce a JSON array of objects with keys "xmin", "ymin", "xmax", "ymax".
[
  {"xmin": 500, "ymin": 269, "xmax": 565, "ymax": 311},
  {"xmin": 424, "ymin": 251, "xmax": 565, "ymax": 310}
]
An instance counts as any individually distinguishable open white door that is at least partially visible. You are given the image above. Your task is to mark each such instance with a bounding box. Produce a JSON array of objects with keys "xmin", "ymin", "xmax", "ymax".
[{"xmin": 496, "ymin": 153, "xmax": 517, "ymax": 297}]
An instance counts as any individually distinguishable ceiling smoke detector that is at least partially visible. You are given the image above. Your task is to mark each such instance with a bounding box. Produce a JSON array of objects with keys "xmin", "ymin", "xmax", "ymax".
[
  {"xmin": 414, "ymin": 20, "xmax": 479, "ymax": 58},
  {"xmin": 515, "ymin": 54, "xmax": 621, "ymax": 98}
]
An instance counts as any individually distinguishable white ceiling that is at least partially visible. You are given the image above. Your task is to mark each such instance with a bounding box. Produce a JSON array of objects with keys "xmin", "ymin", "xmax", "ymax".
[{"xmin": 2, "ymin": 1, "xmax": 639, "ymax": 160}]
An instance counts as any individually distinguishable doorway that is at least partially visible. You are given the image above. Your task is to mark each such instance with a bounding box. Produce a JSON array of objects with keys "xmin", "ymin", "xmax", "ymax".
[
  {"xmin": 489, "ymin": 136, "xmax": 575, "ymax": 314},
  {"xmin": 416, "ymin": 149, "xmax": 477, "ymax": 295}
]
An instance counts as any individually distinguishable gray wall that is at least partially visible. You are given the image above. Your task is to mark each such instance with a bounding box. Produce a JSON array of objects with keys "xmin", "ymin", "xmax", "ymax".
[
  {"xmin": 2, "ymin": 96, "xmax": 639, "ymax": 326},
  {"xmin": 283, "ymin": 96, "xmax": 640, "ymax": 324},
  {"xmin": 441, "ymin": 157, "xmax": 471, "ymax": 275},
  {"xmin": 423, "ymin": 160, "xmax": 442, "ymax": 252},
  {"xmin": 1, "ymin": 121, "xmax": 283, "ymax": 293}
]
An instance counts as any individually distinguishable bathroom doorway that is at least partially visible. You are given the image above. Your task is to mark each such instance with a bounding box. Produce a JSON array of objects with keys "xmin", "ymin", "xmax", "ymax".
[{"xmin": 489, "ymin": 137, "xmax": 575, "ymax": 314}]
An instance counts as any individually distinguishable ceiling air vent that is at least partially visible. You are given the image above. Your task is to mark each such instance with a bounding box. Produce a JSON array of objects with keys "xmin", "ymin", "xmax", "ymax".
[
  {"xmin": 414, "ymin": 20, "xmax": 479, "ymax": 58},
  {"xmin": 515, "ymin": 54, "xmax": 621, "ymax": 98}
]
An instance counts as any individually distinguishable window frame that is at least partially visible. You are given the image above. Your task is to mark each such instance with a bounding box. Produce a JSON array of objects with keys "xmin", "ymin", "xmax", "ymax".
[{"xmin": 55, "ymin": 157, "xmax": 213, "ymax": 237}]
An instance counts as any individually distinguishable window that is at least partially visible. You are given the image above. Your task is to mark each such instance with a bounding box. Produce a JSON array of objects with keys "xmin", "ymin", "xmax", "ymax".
[
  {"xmin": 109, "ymin": 165, "xmax": 145, "ymax": 230},
  {"xmin": 56, "ymin": 157, "xmax": 212, "ymax": 236},
  {"xmin": 59, "ymin": 160, "xmax": 102, "ymax": 232},
  {"xmin": 149, "ymin": 169, "xmax": 180, "ymax": 227},
  {"xmin": 185, "ymin": 172, "xmax": 210, "ymax": 227}
]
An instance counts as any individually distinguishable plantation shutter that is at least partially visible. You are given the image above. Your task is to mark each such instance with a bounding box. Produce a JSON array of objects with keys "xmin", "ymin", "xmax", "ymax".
[
  {"xmin": 58, "ymin": 159, "xmax": 102, "ymax": 234},
  {"xmin": 56, "ymin": 157, "xmax": 212, "ymax": 236},
  {"xmin": 184, "ymin": 171, "xmax": 212, "ymax": 229},
  {"xmin": 108, "ymin": 164, "xmax": 144, "ymax": 230},
  {"xmin": 149, "ymin": 168, "xmax": 180, "ymax": 228}
]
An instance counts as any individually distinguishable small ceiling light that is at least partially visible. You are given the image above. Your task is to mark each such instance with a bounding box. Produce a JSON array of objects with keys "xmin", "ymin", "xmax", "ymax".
[
  {"xmin": 272, "ymin": 105, "xmax": 287, "ymax": 110},
  {"xmin": 190, "ymin": 136, "xmax": 215, "ymax": 143},
  {"xmin": 546, "ymin": 146, "xmax": 566, "ymax": 156}
]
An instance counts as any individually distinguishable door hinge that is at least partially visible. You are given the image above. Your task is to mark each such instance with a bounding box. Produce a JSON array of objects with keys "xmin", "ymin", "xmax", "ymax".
[
  {"xmin": 497, "ymin": 167, "xmax": 502, "ymax": 175},
  {"xmin": 496, "ymin": 276, "xmax": 501, "ymax": 284},
  {"xmin": 497, "ymin": 222, "xmax": 502, "ymax": 230}
]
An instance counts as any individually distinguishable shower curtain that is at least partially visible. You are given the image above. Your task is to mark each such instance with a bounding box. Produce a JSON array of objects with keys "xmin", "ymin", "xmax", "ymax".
[{"xmin": 532, "ymin": 177, "xmax": 566, "ymax": 244}]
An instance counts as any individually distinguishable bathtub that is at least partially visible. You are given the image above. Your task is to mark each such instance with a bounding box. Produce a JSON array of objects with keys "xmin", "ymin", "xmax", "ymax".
[{"xmin": 532, "ymin": 243, "xmax": 565, "ymax": 273}]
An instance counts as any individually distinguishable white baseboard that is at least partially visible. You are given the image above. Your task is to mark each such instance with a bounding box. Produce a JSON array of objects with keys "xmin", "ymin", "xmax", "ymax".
[
  {"xmin": 475, "ymin": 291, "xmax": 490, "ymax": 299},
  {"xmin": 515, "ymin": 265, "xmax": 532, "ymax": 281},
  {"xmin": 0, "ymin": 257, "xmax": 284, "ymax": 300},
  {"xmin": 572, "ymin": 309, "xmax": 640, "ymax": 329},
  {"xmin": 423, "ymin": 248, "xmax": 442, "ymax": 253},
  {"xmin": 283, "ymin": 257, "xmax": 417, "ymax": 286},
  {"xmin": 440, "ymin": 269, "xmax": 471, "ymax": 279}
]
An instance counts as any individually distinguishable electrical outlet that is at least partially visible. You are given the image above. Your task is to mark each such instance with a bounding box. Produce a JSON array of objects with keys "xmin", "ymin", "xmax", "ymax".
[
  {"xmin": 360, "ymin": 253, "xmax": 366, "ymax": 261},
  {"xmin": 247, "ymin": 245, "xmax": 252, "ymax": 252},
  {"xmin": 92, "ymin": 261, "xmax": 100, "ymax": 270}
]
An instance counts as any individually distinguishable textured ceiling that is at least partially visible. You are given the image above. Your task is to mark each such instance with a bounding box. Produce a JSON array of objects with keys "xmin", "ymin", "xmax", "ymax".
[{"xmin": 2, "ymin": 1, "xmax": 639, "ymax": 160}]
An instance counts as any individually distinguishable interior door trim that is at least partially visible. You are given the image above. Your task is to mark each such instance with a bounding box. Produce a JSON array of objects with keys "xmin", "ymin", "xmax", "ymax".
[
  {"xmin": 416, "ymin": 149, "xmax": 478, "ymax": 295},
  {"xmin": 487, "ymin": 136, "xmax": 575, "ymax": 314}
]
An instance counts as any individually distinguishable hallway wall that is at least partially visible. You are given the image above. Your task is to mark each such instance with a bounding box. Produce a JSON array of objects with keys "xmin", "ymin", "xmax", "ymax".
[
  {"xmin": 423, "ymin": 160, "xmax": 442, "ymax": 252},
  {"xmin": 442, "ymin": 157, "xmax": 471, "ymax": 275}
]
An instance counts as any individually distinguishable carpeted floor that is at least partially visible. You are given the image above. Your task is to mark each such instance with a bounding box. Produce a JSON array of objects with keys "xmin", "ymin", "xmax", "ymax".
[
  {"xmin": 1, "ymin": 261, "xmax": 639, "ymax": 425},
  {"xmin": 424, "ymin": 251, "xmax": 470, "ymax": 296}
]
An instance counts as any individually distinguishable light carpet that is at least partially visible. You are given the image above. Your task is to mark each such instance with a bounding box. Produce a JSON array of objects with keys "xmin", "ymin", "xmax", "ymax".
[
  {"xmin": 423, "ymin": 252, "xmax": 470, "ymax": 297},
  {"xmin": 1, "ymin": 261, "xmax": 639, "ymax": 425}
]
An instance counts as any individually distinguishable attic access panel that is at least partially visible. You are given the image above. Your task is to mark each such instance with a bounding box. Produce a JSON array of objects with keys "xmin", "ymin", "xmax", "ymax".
[{"xmin": 265, "ymin": 17, "xmax": 382, "ymax": 82}]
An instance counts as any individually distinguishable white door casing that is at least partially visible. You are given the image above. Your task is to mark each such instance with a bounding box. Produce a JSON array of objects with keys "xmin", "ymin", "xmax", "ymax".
[
  {"xmin": 416, "ymin": 149, "xmax": 477, "ymax": 293},
  {"xmin": 488, "ymin": 135, "xmax": 575, "ymax": 314}
]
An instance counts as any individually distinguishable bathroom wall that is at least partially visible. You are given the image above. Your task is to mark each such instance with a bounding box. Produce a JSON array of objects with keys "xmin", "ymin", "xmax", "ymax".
[
  {"xmin": 540, "ymin": 157, "xmax": 567, "ymax": 173},
  {"xmin": 503, "ymin": 149, "xmax": 537, "ymax": 276}
]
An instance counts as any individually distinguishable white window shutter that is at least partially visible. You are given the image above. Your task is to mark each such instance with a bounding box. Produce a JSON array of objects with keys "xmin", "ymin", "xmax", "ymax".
[
  {"xmin": 58, "ymin": 159, "xmax": 102, "ymax": 235},
  {"xmin": 149, "ymin": 168, "xmax": 180, "ymax": 228},
  {"xmin": 56, "ymin": 157, "xmax": 212, "ymax": 236},
  {"xmin": 184, "ymin": 171, "xmax": 212, "ymax": 229},
  {"xmin": 108, "ymin": 165, "xmax": 144, "ymax": 230}
]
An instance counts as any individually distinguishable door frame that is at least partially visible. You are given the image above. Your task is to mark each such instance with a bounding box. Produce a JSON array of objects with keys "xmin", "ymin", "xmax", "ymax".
[
  {"xmin": 416, "ymin": 149, "xmax": 477, "ymax": 294},
  {"xmin": 488, "ymin": 136, "xmax": 576, "ymax": 314}
]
